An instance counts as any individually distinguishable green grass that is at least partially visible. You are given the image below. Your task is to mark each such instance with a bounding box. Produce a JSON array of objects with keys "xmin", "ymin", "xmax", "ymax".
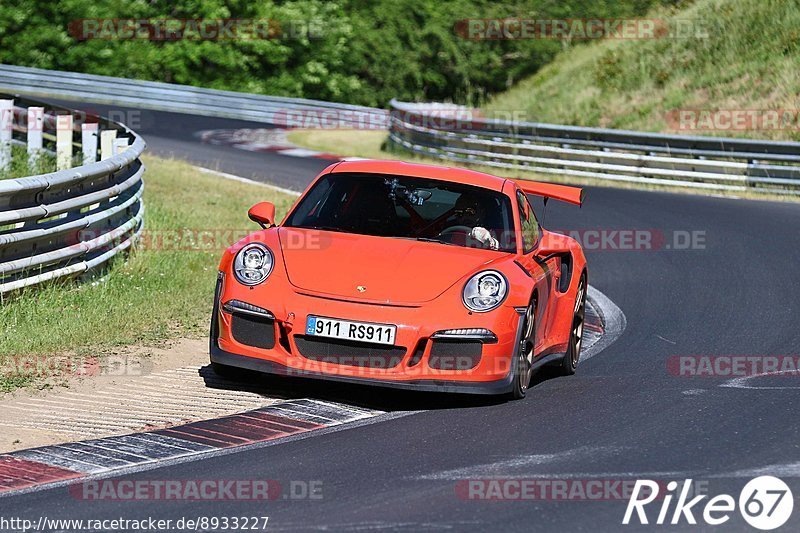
[
  {"xmin": 0, "ymin": 145, "xmax": 57, "ymax": 180},
  {"xmin": 0, "ymin": 374, "xmax": 35, "ymax": 394},
  {"xmin": 0, "ymin": 156, "xmax": 296, "ymax": 392},
  {"xmin": 483, "ymin": 0, "xmax": 800, "ymax": 141},
  {"xmin": 288, "ymin": 130, "xmax": 390, "ymax": 160}
]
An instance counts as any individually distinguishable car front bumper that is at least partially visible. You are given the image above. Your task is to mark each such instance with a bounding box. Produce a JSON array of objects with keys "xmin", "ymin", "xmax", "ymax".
[
  {"xmin": 209, "ymin": 342, "xmax": 516, "ymax": 395},
  {"xmin": 210, "ymin": 274, "xmax": 525, "ymax": 395}
]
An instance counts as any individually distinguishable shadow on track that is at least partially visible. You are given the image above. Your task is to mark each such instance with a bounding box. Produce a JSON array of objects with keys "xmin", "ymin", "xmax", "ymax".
[{"xmin": 197, "ymin": 364, "xmax": 565, "ymax": 412}]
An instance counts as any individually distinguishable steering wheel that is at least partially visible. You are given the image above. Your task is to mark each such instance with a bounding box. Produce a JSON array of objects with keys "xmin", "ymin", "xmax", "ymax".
[{"xmin": 437, "ymin": 225, "xmax": 473, "ymax": 242}]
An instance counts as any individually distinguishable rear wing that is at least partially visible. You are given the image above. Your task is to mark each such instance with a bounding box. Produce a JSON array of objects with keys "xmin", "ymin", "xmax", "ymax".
[{"xmin": 513, "ymin": 180, "xmax": 584, "ymax": 206}]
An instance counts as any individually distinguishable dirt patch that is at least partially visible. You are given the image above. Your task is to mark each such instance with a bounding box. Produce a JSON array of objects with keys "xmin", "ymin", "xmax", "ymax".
[{"xmin": 0, "ymin": 337, "xmax": 210, "ymax": 453}]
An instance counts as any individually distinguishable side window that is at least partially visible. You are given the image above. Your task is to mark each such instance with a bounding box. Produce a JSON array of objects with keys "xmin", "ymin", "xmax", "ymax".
[{"xmin": 516, "ymin": 190, "xmax": 540, "ymax": 253}]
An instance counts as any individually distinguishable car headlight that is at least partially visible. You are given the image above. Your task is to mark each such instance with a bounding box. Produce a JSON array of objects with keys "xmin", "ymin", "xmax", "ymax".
[
  {"xmin": 233, "ymin": 243, "xmax": 274, "ymax": 286},
  {"xmin": 462, "ymin": 270, "xmax": 508, "ymax": 312}
]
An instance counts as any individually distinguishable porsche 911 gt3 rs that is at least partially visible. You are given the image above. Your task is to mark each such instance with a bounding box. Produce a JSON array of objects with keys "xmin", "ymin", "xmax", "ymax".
[{"xmin": 210, "ymin": 160, "xmax": 587, "ymax": 399}]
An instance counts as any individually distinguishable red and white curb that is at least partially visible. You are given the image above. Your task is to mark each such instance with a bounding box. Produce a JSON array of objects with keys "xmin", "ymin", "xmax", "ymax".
[
  {"xmin": 0, "ymin": 399, "xmax": 382, "ymax": 495},
  {"xmin": 196, "ymin": 128, "xmax": 347, "ymax": 161},
  {"xmin": 582, "ymin": 294, "xmax": 605, "ymax": 357},
  {"xmin": 582, "ymin": 286, "xmax": 626, "ymax": 361},
  {"xmin": 0, "ymin": 289, "xmax": 621, "ymax": 497}
]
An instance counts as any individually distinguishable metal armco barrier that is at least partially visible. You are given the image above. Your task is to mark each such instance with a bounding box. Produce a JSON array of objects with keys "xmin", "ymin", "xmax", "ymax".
[
  {"xmin": 0, "ymin": 94, "xmax": 145, "ymax": 296},
  {"xmin": 0, "ymin": 64, "xmax": 387, "ymax": 128},
  {"xmin": 388, "ymin": 100, "xmax": 800, "ymax": 195}
]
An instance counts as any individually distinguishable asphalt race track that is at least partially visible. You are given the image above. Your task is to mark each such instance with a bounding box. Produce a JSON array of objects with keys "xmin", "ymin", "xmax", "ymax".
[
  {"xmin": 3, "ymin": 104, "xmax": 800, "ymax": 531},
  {"xmin": 45, "ymin": 99, "xmax": 326, "ymax": 192}
]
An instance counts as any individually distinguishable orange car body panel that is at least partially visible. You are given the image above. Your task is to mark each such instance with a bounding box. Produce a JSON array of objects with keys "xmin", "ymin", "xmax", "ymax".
[
  {"xmin": 513, "ymin": 179, "xmax": 585, "ymax": 206},
  {"xmin": 212, "ymin": 160, "xmax": 587, "ymax": 393}
]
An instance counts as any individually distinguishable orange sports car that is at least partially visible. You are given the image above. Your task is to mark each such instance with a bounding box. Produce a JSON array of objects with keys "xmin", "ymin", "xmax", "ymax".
[{"xmin": 210, "ymin": 160, "xmax": 587, "ymax": 399}]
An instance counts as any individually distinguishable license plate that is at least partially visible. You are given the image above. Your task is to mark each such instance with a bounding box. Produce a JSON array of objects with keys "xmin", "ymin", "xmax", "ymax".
[{"xmin": 305, "ymin": 316, "xmax": 397, "ymax": 346}]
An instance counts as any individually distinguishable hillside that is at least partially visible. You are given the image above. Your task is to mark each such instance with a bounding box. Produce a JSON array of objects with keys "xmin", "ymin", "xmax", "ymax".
[{"xmin": 484, "ymin": 0, "xmax": 800, "ymax": 140}]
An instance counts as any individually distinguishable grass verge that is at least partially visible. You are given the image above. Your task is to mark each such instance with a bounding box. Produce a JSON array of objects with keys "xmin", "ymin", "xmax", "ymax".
[
  {"xmin": 286, "ymin": 129, "xmax": 800, "ymax": 203},
  {"xmin": 0, "ymin": 155, "xmax": 296, "ymax": 393},
  {"xmin": 483, "ymin": 0, "xmax": 800, "ymax": 141},
  {"xmin": 0, "ymin": 145, "xmax": 57, "ymax": 180}
]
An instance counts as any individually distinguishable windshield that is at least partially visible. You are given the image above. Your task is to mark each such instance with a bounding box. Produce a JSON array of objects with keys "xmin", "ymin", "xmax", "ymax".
[{"xmin": 285, "ymin": 172, "xmax": 516, "ymax": 253}]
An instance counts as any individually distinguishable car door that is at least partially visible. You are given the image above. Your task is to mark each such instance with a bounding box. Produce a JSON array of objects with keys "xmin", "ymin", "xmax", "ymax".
[{"xmin": 513, "ymin": 189, "xmax": 557, "ymax": 353}]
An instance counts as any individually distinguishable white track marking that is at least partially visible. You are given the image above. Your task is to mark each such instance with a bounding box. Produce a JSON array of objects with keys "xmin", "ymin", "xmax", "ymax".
[
  {"xmin": 714, "ymin": 462, "xmax": 800, "ymax": 478},
  {"xmin": 194, "ymin": 166, "xmax": 301, "ymax": 196},
  {"xmin": 415, "ymin": 446, "xmax": 676, "ymax": 480},
  {"xmin": 720, "ymin": 369, "xmax": 800, "ymax": 390}
]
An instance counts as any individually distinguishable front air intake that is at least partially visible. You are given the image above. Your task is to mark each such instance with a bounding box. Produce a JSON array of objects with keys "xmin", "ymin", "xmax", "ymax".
[
  {"xmin": 428, "ymin": 340, "xmax": 482, "ymax": 370},
  {"xmin": 295, "ymin": 336, "xmax": 406, "ymax": 369}
]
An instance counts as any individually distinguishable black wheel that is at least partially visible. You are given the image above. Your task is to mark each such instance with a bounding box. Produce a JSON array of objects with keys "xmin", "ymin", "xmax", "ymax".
[
  {"xmin": 559, "ymin": 273, "xmax": 586, "ymax": 376},
  {"xmin": 507, "ymin": 295, "xmax": 537, "ymax": 400}
]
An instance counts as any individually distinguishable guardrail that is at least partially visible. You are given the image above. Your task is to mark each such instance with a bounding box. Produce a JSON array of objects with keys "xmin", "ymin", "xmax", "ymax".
[
  {"xmin": 388, "ymin": 100, "xmax": 800, "ymax": 196},
  {"xmin": 0, "ymin": 94, "xmax": 145, "ymax": 297},
  {"xmin": 0, "ymin": 64, "xmax": 386, "ymax": 128}
]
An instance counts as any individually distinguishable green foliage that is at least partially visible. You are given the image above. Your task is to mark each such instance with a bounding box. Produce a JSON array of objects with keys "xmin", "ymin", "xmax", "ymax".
[
  {"xmin": 0, "ymin": 0, "xmax": 665, "ymax": 107},
  {"xmin": 485, "ymin": 0, "xmax": 800, "ymax": 140},
  {"xmin": 0, "ymin": 145, "xmax": 56, "ymax": 180}
]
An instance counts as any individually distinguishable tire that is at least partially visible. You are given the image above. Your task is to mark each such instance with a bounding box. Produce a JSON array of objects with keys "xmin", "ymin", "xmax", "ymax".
[
  {"xmin": 558, "ymin": 272, "xmax": 586, "ymax": 376},
  {"xmin": 507, "ymin": 295, "xmax": 537, "ymax": 400}
]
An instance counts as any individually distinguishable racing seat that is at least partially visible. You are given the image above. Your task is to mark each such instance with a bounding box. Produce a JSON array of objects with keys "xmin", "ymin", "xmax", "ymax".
[{"xmin": 342, "ymin": 185, "xmax": 398, "ymax": 236}]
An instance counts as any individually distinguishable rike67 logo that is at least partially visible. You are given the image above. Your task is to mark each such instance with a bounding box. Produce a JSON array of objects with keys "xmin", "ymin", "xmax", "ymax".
[{"xmin": 623, "ymin": 477, "xmax": 793, "ymax": 530}]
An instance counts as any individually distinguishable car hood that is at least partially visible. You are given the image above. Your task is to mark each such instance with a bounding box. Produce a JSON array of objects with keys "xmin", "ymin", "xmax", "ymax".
[{"xmin": 278, "ymin": 228, "xmax": 509, "ymax": 304}]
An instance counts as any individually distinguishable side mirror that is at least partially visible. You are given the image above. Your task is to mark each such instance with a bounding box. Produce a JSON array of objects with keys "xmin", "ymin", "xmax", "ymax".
[{"xmin": 248, "ymin": 202, "xmax": 276, "ymax": 229}]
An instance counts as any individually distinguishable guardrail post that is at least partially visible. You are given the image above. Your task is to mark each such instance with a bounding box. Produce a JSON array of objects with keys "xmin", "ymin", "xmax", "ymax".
[
  {"xmin": 100, "ymin": 130, "xmax": 116, "ymax": 160},
  {"xmin": 56, "ymin": 114, "xmax": 73, "ymax": 170},
  {"xmin": 81, "ymin": 123, "xmax": 99, "ymax": 164},
  {"xmin": 0, "ymin": 93, "xmax": 147, "ymax": 297},
  {"xmin": 27, "ymin": 106, "xmax": 44, "ymax": 167},
  {"xmin": 113, "ymin": 137, "xmax": 129, "ymax": 155},
  {"xmin": 0, "ymin": 99, "xmax": 13, "ymax": 172}
]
